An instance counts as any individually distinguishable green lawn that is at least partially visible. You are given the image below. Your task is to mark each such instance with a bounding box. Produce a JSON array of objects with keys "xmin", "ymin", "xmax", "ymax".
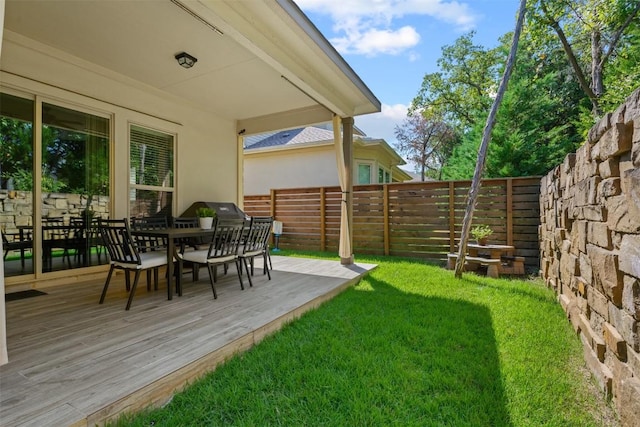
[{"xmin": 114, "ymin": 252, "xmax": 617, "ymax": 426}]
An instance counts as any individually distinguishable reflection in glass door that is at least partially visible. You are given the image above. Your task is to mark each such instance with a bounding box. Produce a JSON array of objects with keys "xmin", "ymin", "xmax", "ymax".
[
  {"xmin": 41, "ymin": 103, "xmax": 111, "ymax": 272},
  {"xmin": 1, "ymin": 93, "xmax": 35, "ymax": 277}
]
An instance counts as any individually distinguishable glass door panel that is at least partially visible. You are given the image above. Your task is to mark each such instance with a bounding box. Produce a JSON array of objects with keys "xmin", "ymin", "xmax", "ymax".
[
  {"xmin": 41, "ymin": 103, "xmax": 110, "ymax": 272},
  {"xmin": 1, "ymin": 93, "xmax": 35, "ymax": 277}
]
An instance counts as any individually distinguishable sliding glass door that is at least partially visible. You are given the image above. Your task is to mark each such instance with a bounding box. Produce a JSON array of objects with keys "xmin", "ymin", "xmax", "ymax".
[
  {"xmin": 41, "ymin": 103, "xmax": 110, "ymax": 272},
  {"xmin": 1, "ymin": 93, "xmax": 35, "ymax": 276},
  {"xmin": 1, "ymin": 92, "xmax": 111, "ymax": 277}
]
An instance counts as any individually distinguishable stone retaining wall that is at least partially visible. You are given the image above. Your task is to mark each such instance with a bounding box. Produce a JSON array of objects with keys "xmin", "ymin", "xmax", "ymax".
[
  {"xmin": 0, "ymin": 190, "xmax": 109, "ymax": 232},
  {"xmin": 540, "ymin": 88, "xmax": 640, "ymax": 426}
]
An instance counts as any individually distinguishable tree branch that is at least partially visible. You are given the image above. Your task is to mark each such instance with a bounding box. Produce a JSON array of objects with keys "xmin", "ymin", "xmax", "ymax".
[
  {"xmin": 601, "ymin": 2, "xmax": 640, "ymax": 67},
  {"xmin": 540, "ymin": 0, "xmax": 601, "ymax": 115}
]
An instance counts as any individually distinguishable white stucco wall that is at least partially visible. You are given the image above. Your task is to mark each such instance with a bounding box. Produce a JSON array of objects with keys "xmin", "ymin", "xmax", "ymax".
[
  {"xmin": 0, "ymin": 31, "xmax": 239, "ymax": 218},
  {"xmin": 244, "ymin": 145, "xmax": 339, "ymax": 195}
]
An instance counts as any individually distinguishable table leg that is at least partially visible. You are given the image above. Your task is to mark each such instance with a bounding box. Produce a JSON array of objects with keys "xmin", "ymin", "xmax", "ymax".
[
  {"xmin": 167, "ymin": 239, "xmax": 174, "ymax": 300},
  {"xmin": 487, "ymin": 264, "xmax": 499, "ymax": 278}
]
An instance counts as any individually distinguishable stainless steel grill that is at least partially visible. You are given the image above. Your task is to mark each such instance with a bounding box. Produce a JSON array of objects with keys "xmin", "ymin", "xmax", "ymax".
[{"xmin": 180, "ymin": 201, "xmax": 247, "ymax": 220}]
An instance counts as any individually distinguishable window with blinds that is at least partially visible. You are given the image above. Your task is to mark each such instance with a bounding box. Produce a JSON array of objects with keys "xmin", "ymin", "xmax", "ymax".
[{"xmin": 129, "ymin": 125, "xmax": 174, "ymax": 218}]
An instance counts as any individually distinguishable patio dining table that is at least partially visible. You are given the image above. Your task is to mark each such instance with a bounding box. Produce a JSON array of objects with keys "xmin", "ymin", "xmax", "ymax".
[{"xmin": 131, "ymin": 227, "xmax": 216, "ymax": 300}]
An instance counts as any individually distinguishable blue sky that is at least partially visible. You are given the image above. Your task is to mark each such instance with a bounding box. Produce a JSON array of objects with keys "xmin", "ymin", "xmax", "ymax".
[{"xmin": 295, "ymin": 0, "xmax": 521, "ymax": 160}]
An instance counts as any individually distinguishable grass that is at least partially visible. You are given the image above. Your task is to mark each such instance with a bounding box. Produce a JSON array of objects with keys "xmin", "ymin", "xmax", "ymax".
[{"xmin": 114, "ymin": 251, "xmax": 617, "ymax": 426}]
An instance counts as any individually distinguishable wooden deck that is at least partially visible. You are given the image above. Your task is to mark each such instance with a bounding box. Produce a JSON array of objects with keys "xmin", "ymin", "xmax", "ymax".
[{"xmin": 1, "ymin": 256, "xmax": 376, "ymax": 426}]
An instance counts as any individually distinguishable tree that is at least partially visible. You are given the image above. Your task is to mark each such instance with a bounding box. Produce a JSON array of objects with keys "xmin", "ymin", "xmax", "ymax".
[
  {"xmin": 530, "ymin": 0, "xmax": 640, "ymax": 116},
  {"xmin": 455, "ymin": 0, "xmax": 528, "ymax": 278},
  {"xmin": 394, "ymin": 113, "xmax": 457, "ymax": 180},
  {"xmin": 410, "ymin": 32, "xmax": 501, "ymax": 130},
  {"xmin": 441, "ymin": 31, "xmax": 586, "ymax": 179}
]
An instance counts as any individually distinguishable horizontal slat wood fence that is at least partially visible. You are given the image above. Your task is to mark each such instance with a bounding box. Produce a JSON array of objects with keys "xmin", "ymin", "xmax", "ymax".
[{"xmin": 244, "ymin": 177, "xmax": 541, "ymax": 268}]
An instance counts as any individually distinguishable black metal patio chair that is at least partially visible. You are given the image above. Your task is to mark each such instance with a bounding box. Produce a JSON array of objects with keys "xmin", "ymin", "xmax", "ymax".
[
  {"xmin": 98, "ymin": 218, "xmax": 168, "ymax": 310},
  {"xmin": 238, "ymin": 216, "xmax": 273, "ymax": 287},
  {"xmin": 176, "ymin": 218, "xmax": 246, "ymax": 299}
]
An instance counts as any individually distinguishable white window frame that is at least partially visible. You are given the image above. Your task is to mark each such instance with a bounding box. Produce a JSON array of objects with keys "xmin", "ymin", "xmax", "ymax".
[
  {"xmin": 356, "ymin": 160, "xmax": 375, "ymax": 185},
  {"xmin": 128, "ymin": 123, "xmax": 176, "ymax": 218},
  {"xmin": 378, "ymin": 165, "xmax": 391, "ymax": 184}
]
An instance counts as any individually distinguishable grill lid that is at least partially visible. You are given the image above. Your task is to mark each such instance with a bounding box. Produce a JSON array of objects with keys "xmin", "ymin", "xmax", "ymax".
[{"xmin": 180, "ymin": 201, "xmax": 247, "ymax": 220}]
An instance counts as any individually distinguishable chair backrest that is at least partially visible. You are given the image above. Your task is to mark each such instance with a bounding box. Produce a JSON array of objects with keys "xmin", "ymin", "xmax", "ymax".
[
  {"xmin": 242, "ymin": 217, "xmax": 273, "ymax": 255},
  {"xmin": 172, "ymin": 216, "xmax": 204, "ymax": 251},
  {"xmin": 130, "ymin": 216, "xmax": 168, "ymax": 251},
  {"xmin": 98, "ymin": 218, "xmax": 141, "ymax": 265},
  {"xmin": 67, "ymin": 217, "xmax": 88, "ymax": 240},
  {"xmin": 207, "ymin": 218, "xmax": 246, "ymax": 259},
  {"xmin": 42, "ymin": 218, "xmax": 66, "ymax": 240},
  {"xmin": 172, "ymin": 217, "xmax": 199, "ymax": 229}
]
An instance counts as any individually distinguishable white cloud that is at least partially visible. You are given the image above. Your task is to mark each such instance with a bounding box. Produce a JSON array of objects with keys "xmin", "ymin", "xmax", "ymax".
[
  {"xmin": 355, "ymin": 103, "xmax": 408, "ymax": 145},
  {"xmin": 296, "ymin": 0, "xmax": 478, "ymax": 56},
  {"xmin": 332, "ymin": 26, "xmax": 420, "ymax": 56}
]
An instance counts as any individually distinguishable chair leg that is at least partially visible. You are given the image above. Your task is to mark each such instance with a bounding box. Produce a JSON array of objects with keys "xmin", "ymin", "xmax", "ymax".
[
  {"xmin": 146, "ymin": 270, "xmax": 152, "ymax": 291},
  {"xmin": 177, "ymin": 259, "xmax": 184, "ymax": 297},
  {"xmin": 126, "ymin": 269, "xmax": 142, "ymax": 310},
  {"xmin": 236, "ymin": 259, "xmax": 245, "ymax": 290},
  {"xmin": 153, "ymin": 268, "xmax": 159, "ymax": 290},
  {"xmin": 242, "ymin": 257, "xmax": 253, "ymax": 288},
  {"xmin": 125, "ymin": 270, "xmax": 131, "ymax": 291},
  {"xmin": 206, "ymin": 264, "xmax": 218, "ymax": 299},
  {"xmin": 264, "ymin": 252, "xmax": 271, "ymax": 280},
  {"xmin": 99, "ymin": 265, "xmax": 115, "ymax": 304}
]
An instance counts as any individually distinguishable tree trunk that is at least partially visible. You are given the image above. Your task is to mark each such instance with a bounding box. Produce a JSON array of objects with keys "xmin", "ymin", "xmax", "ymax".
[
  {"xmin": 591, "ymin": 29, "xmax": 603, "ymax": 99},
  {"xmin": 540, "ymin": 0, "xmax": 602, "ymax": 116},
  {"xmin": 454, "ymin": 0, "xmax": 528, "ymax": 278}
]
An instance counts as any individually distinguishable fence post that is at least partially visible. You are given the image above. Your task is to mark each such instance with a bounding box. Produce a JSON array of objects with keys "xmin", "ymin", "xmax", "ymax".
[
  {"xmin": 383, "ymin": 184, "xmax": 390, "ymax": 255},
  {"xmin": 270, "ymin": 189, "xmax": 276, "ymax": 218},
  {"xmin": 320, "ymin": 187, "xmax": 326, "ymax": 251},
  {"xmin": 270, "ymin": 189, "xmax": 277, "ymax": 249},
  {"xmin": 507, "ymin": 178, "xmax": 513, "ymax": 245},
  {"xmin": 449, "ymin": 181, "xmax": 455, "ymax": 252}
]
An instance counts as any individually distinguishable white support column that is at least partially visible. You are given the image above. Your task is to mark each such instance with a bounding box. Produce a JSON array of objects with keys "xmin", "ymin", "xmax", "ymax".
[
  {"xmin": 337, "ymin": 116, "xmax": 354, "ymax": 265},
  {"xmin": 342, "ymin": 117, "xmax": 354, "ymax": 264},
  {"xmin": 237, "ymin": 132, "xmax": 245, "ymax": 209}
]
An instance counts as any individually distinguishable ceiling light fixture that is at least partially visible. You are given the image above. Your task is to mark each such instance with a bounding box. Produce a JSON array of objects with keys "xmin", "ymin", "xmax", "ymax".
[{"xmin": 175, "ymin": 52, "xmax": 198, "ymax": 69}]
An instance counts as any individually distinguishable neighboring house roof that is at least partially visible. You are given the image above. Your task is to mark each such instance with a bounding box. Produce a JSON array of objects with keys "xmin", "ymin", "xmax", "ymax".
[
  {"xmin": 243, "ymin": 123, "xmax": 365, "ymax": 148},
  {"xmin": 244, "ymin": 125, "xmax": 412, "ymax": 182},
  {"xmin": 246, "ymin": 127, "xmax": 333, "ymax": 149}
]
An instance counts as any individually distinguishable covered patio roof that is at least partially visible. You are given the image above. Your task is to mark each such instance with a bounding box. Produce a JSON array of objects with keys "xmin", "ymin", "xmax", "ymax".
[{"xmin": 3, "ymin": 0, "xmax": 381, "ymax": 134}]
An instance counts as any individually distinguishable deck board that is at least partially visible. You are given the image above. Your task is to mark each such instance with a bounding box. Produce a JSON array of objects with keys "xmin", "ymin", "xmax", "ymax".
[{"xmin": 1, "ymin": 256, "xmax": 376, "ymax": 426}]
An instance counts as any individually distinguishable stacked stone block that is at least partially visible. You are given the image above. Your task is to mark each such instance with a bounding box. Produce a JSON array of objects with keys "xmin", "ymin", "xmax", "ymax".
[
  {"xmin": 540, "ymin": 88, "xmax": 640, "ymax": 426},
  {"xmin": 0, "ymin": 191, "xmax": 109, "ymax": 234}
]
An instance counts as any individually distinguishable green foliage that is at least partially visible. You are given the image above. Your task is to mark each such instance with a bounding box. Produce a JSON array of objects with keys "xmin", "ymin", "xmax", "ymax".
[
  {"xmin": 471, "ymin": 224, "xmax": 493, "ymax": 240},
  {"xmin": 2, "ymin": 169, "xmax": 67, "ymax": 193},
  {"xmin": 414, "ymin": 2, "xmax": 638, "ymax": 180},
  {"xmin": 441, "ymin": 29, "xmax": 588, "ymax": 179},
  {"xmin": 601, "ymin": 19, "xmax": 640, "ymax": 111},
  {"xmin": 195, "ymin": 207, "xmax": 216, "ymax": 218},
  {"xmin": 410, "ymin": 32, "xmax": 501, "ymax": 130},
  {"xmin": 528, "ymin": 0, "xmax": 640, "ymax": 121}
]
